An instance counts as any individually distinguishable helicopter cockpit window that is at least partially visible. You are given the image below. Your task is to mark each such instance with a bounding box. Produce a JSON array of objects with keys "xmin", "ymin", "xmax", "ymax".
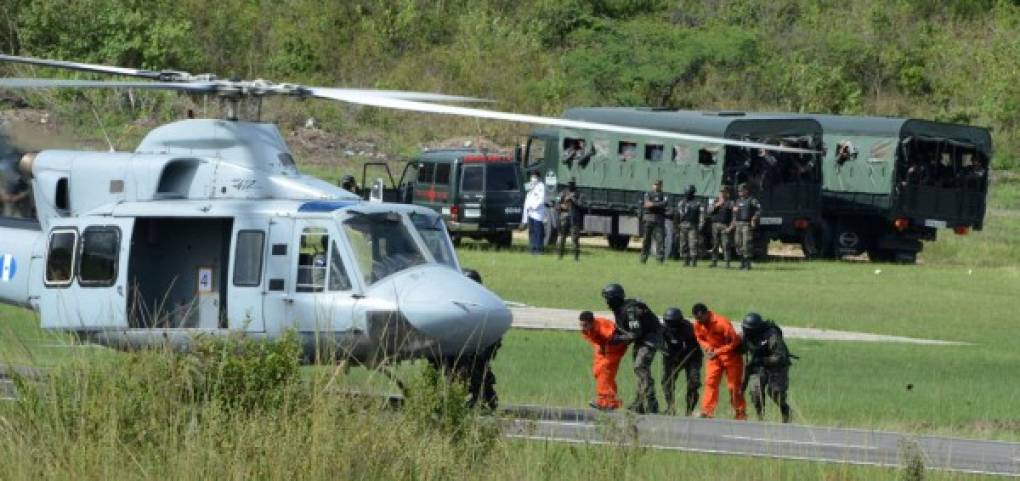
[
  {"xmin": 296, "ymin": 227, "xmax": 329, "ymax": 293},
  {"xmin": 343, "ymin": 213, "xmax": 427, "ymax": 285},
  {"xmin": 411, "ymin": 212, "xmax": 456, "ymax": 268},
  {"xmin": 233, "ymin": 230, "xmax": 265, "ymax": 287},
  {"xmin": 78, "ymin": 227, "xmax": 120, "ymax": 287},
  {"xmin": 45, "ymin": 229, "xmax": 77, "ymax": 286}
]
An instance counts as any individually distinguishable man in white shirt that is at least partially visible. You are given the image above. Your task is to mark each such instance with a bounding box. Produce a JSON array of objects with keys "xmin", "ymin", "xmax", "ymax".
[{"xmin": 521, "ymin": 170, "xmax": 546, "ymax": 254}]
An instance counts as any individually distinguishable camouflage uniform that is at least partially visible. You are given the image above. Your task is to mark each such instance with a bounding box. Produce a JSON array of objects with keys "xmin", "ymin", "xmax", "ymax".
[
  {"xmin": 707, "ymin": 196, "xmax": 734, "ymax": 267},
  {"xmin": 640, "ymin": 190, "xmax": 668, "ymax": 264},
  {"xmin": 731, "ymin": 193, "xmax": 761, "ymax": 269},
  {"xmin": 743, "ymin": 324, "xmax": 792, "ymax": 423},
  {"xmin": 557, "ymin": 189, "xmax": 584, "ymax": 260},
  {"xmin": 673, "ymin": 196, "xmax": 704, "ymax": 266},
  {"xmin": 613, "ymin": 299, "xmax": 661, "ymax": 414},
  {"xmin": 661, "ymin": 320, "xmax": 703, "ymax": 416}
]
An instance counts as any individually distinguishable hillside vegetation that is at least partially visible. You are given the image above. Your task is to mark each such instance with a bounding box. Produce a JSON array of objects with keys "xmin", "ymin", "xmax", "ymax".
[{"xmin": 1, "ymin": 0, "xmax": 1019, "ymax": 168}]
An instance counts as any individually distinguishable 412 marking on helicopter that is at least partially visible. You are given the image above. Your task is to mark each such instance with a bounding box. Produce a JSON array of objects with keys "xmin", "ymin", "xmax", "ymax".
[{"xmin": 0, "ymin": 54, "xmax": 814, "ymax": 368}]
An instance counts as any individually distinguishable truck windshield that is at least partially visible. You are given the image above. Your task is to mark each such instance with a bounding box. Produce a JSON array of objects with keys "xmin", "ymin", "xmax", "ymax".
[
  {"xmin": 485, "ymin": 163, "xmax": 519, "ymax": 191},
  {"xmin": 410, "ymin": 211, "xmax": 457, "ymax": 268},
  {"xmin": 342, "ymin": 213, "xmax": 427, "ymax": 285}
]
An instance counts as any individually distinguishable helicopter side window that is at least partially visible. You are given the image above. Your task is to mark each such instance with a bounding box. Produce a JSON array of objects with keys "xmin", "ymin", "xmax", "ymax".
[
  {"xmin": 233, "ymin": 230, "xmax": 265, "ymax": 287},
  {"xmin": 78, "ymin": 226, "xmax": 120, "ymax": 287},
  {"xmin": 328, "ymin": 241, "xmax": 352, "ymax": 291},
  {"xmin": 45, "ymin": 229, "xmax": 77, "ymax": 286},
  {"xmin": 296, "ymin": 227, "xmax": 328, "ymax": 293}
]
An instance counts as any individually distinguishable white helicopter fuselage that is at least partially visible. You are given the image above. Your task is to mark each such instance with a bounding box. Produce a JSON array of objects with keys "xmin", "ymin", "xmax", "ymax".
[{"xmin": 0, "ymin": 119, "xmax": 511, "ymax": 363}]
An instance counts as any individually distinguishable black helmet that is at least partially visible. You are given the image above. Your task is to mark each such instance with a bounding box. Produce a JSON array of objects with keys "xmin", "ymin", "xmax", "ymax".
[
  {"xmin": 601, "ymin": 283, "xmax": 625, "ymax": 302},
  {"xmin": 684, "ymin": 185, "xmax": 696, "ymax": 197},
  {"xmin": 463, "ymin": 268, "xmax": 482, "ymax": 284},
  {"xmin": 662, "ymin": 307, "xmax": 684, "ymax": 325},
  {"xmin": 340, "ymin": 175, "xmax": 356, "ymax": 188},
  {"xmin": 741, "ymin": 312, "xmax": 767, "ymax": 333}
]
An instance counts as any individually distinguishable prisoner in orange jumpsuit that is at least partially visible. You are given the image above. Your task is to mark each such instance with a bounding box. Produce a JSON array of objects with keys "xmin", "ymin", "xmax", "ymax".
[
  {"xmin": 691, "ymin": 303, "xmax": 747, "ymax": 419},
  {"xmin": 580, "ymin": 310, "xmax": 629, "ymax": 410}
]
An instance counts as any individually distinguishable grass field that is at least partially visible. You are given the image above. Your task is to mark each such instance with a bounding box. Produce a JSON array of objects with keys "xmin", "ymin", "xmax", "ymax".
[{"xmin": 0, "ymin": 174, "xmax": 1017, "ymax": 478}]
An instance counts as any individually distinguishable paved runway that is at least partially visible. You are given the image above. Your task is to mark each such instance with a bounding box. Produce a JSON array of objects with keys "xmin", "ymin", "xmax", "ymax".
[{"xmin": 503, "ymin": 405, "xmax": 1020, "ymax": 477}]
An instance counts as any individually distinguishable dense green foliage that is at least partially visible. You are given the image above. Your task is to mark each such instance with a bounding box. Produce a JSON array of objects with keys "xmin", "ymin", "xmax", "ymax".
[
  {"xmin": 2, "ymin": 0, "xmax": 1020, "ymax": 167},
  {"xmin": 1, "ymin": 0, "xmax": 1020, "ymax": 167}
]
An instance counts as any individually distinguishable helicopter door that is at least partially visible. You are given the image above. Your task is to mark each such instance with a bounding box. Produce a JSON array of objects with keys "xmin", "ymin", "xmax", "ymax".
[
  {"xmin": 289, "ymin": 221, "xmax": 357, "ymax": 335},
  {"xmin": 40, "ymin": 219, "xmax": 134, "ymax": 330},
  {"xmin": 227, "ymin": 220, "xmax": 268, "ymax": 332},
  {"xmin": 263, "ymin": 216, "xmax": 294, "ymax": 332}
]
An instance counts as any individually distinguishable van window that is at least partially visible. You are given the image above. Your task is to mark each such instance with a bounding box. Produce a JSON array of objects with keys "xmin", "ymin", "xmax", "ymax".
[
  {"xmin": 618, "ymin": 141, "xmax": 637, "ymax": 160},
  {"xmin": 485, "ymin": 164, "xmax": 519, "ymax": 191},
  {"xmin": 673, "ymin": 145, "xmax": 692, "ymax": 164},
  {"xmin": 79, "ymin": 227, "xmax": 120, "ymax": 287},
  {"xmin": 434, "ymin": 163, "xmax": 451, "ymax": 185},
  {"xmin": 46, "ymin": 229, "xmax": 77, "ymax": 286},
  {"xmin": 461, "ymin": 165, "xmax": 483, "ymax": 192},
  {"xmin": 698, "ymin": 148, "xmax": 716, "ymax": 166},
  {"xmin": 233, "ymin": 230, "xmax": 264, "ymax": 287},
  {"xmin": 416, "ymin": 162, "xmax": 435, "ymax": 184},
  {"xmin": 645, "ymin": 144, "xmax": 664, "ymax": 162}
]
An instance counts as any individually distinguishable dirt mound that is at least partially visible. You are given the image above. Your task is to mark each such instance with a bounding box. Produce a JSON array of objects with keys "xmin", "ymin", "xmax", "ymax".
[{"xmin": 425, "ymin": 136, "xmax": 506, "ymax": 152}]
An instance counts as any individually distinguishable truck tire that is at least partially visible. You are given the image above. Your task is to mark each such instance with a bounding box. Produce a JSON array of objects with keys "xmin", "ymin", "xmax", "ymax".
[
  {"xmin": 607, "ymin": 234, "xmax": 631, "ymax": 251},
  {"xmin": 751, "ymin": 235, "xmax": 770, "ymax": 260}
]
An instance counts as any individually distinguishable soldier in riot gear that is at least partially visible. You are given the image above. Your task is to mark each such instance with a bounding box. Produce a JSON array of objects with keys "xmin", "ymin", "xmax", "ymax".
[
  {"xmin": 673, "ymin": 185, "xmax": 704, "ymax": 267},
  {"xmin": 640, "ymin": 180, "xmax": 669, "ymax": 264},
  {"xmin": 741, "ymin": 312, "xmax": 793, "ymax": 423},
  {"xmin": 730, "ymin": 183, "xmax": 761, "ymax": 270},
  {"xmin": 557, "ymin": 179, "xmax": 584, "ymax": 260},
  {"xmin": 660, "ymin": 307, "xmax": 703, "ymax": 416},
  {"xmin": 601, "ymin": 283, "xmax": 661, "ymax": 414},
  {"xmin": 707, "ymin": 186, "xmax": 734, "ymax": 268}
]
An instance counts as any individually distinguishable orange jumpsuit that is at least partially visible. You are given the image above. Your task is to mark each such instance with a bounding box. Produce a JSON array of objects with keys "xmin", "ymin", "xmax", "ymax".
[
  {"xmin": 693, "ymin": 311, "xmax": 747, "ymax": 419},
  {"xmin": 582, "ymin": 316, "xmax": 629, "ymax": 409}
]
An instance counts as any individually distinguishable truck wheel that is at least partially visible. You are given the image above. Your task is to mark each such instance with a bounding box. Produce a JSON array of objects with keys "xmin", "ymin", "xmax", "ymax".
[
  {"xmin": 490, "ymin": 231, "xmax": 513, "ymax": 248},
  {"xmin": 800, "ymin": 228, "xmax": 820, "ymax": 259},
  {"xmin": 607, "ymin": 234, "xmax": 631, "ymax": 251}
]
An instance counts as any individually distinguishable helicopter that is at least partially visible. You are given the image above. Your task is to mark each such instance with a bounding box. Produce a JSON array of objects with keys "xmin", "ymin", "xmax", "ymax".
[{"xmin": 0, "ymin": 54, "xmax": 814, "ymax": 374}]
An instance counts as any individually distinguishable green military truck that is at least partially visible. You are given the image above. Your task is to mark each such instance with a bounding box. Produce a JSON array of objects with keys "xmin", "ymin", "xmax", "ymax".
[
  {"xmin": 521, "ymin": 109, "xmax": 824, "ymax": 256},
  {"xmin": 798, "ymin": 115, "xmax": 991, "ymax": 263},
  {"xmin": 363, "ymin": 149, "xmax": 524, "ymax": 247}
]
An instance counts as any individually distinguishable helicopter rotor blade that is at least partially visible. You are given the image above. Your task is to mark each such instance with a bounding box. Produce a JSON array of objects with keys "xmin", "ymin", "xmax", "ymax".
[
  {"xmin": 309, "ymin": 88, "xmax": 819, "ymax": 154},
  {"xmin": 0, "ymin": 54, "xmax": 170, "ymax": 80},
  {"xmin": 0, "ymin": 78, "xmax": 220, "ymax": 93},
  {"xmin": 309, "ymin": 87, "xmax": 490, "ymax": 103}
]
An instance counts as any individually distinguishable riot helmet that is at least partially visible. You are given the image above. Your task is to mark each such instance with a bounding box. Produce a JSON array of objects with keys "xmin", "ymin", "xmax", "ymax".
[
  {"xmin": 601, "ymin": 283, "xmax": 625, "ymax": 308},
  {"xmin": 463, "ymin": 268, "xmax": 482, "ymax": 284},
  {"xmin": 741, "ymin": 312, "xmax": 767, "ymax": 334},
  {"xmin": 662, "ymin": 307, "xmax": 684, "ymax": 326},
  {"xmin": 684, "ymin": 185, "xmax": 696, "ymax": 198}
]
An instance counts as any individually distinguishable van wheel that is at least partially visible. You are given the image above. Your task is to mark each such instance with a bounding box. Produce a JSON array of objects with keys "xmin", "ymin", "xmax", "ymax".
[
  {"xmin": 607, "ymin": 234, "xmax": 631, "ymax": 251},
  {"xmin": 751, "ymin": 235, "xmax": 770, "ymax": 260},
  {"xmin": 490, "ymin": 231, "xmax": 513, "ymax": 248}
]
